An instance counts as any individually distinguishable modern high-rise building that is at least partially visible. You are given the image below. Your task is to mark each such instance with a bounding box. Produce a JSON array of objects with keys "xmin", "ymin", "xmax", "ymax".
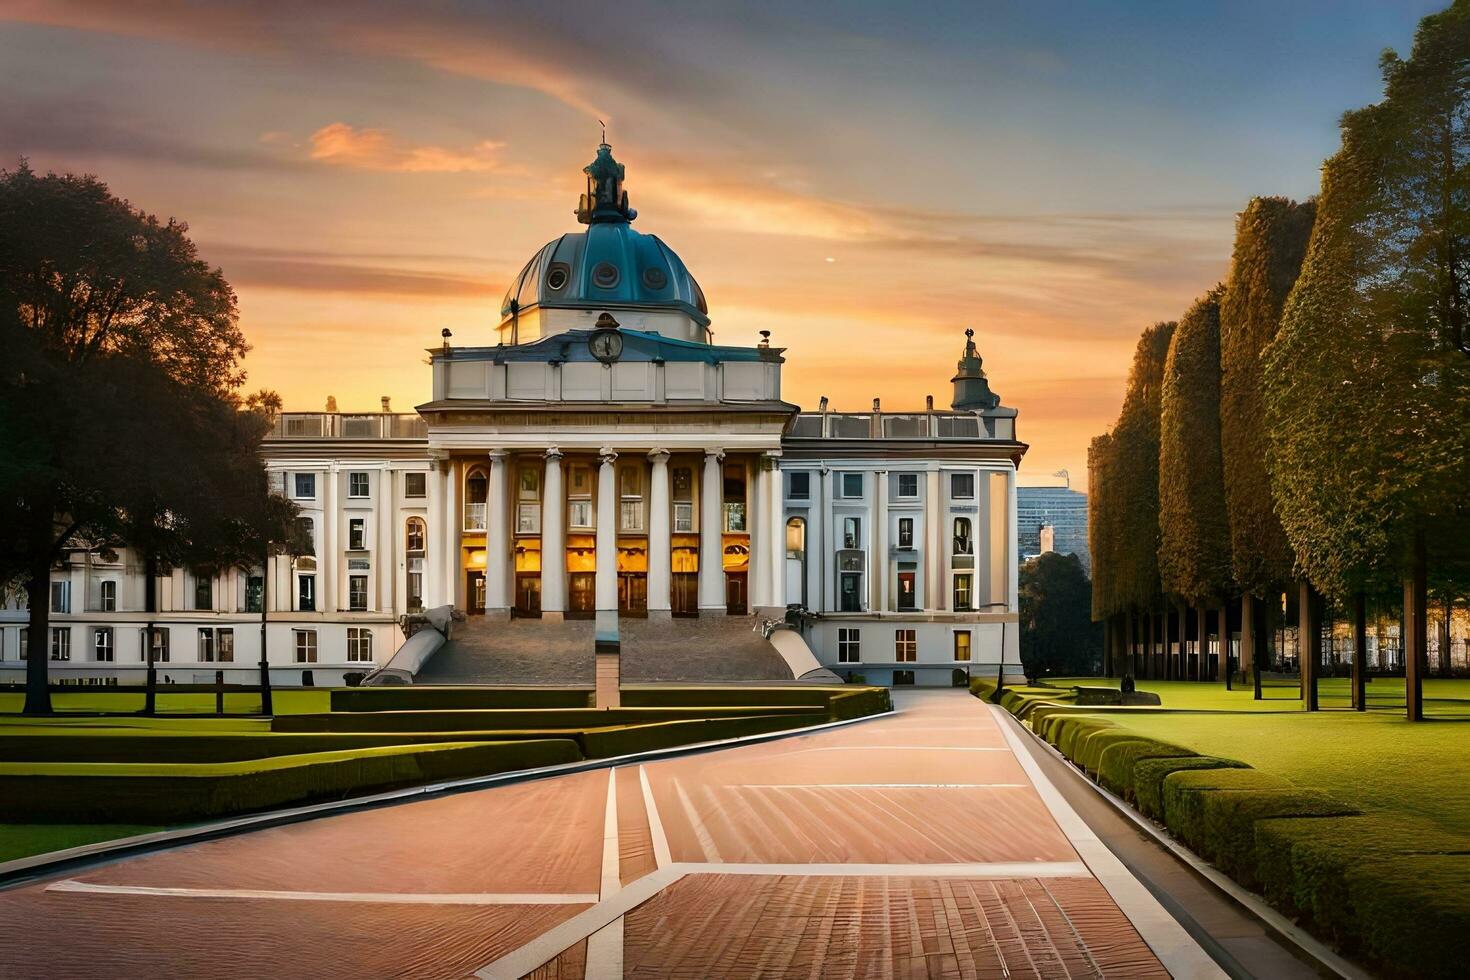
[{"xmin": 1017, "ymin": 479, "xmax": 1089, "ymax": 574}]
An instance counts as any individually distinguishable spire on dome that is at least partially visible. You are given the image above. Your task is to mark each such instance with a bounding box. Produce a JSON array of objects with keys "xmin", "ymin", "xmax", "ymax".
[
  {"xmin": 951, "ymin": 327, "xmax": 1001, "ymax": 410},
  {"xmin": 576, "ymin": 141, "xmax": 637, "ymax": 225}
]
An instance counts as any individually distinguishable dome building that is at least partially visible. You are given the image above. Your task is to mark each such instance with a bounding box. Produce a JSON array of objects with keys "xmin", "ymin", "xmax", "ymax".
[{"xmin": 2, "ymin": 142, "xmax": 1028, "ymax": 689}]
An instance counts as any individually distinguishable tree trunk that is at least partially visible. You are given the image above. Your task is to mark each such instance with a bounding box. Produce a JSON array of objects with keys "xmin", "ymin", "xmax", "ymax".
[
  {"xmin": 1175, "ymin": 600, "xmax": 1187, "ymax": 681},
  {"xmin": 1196, "ymin": 605, "xmax": 1207, "ymax": 682},
  {"xmin": 1298, "ymin": 581, "xmax": 1319, "ymax": 711},
  {"xmin": 1252, "ymin": 594, "xmax": 1267, "ymax": 699},
  {"xmin": 1103, "ymin": 614, "xmax": 1114, "ymax": 678},
  {"xmin": 1144, "ymin": 608, "xmax": 1154, "ymax": 680},
  {"xmin": 1352, "ymin": 592, "xmax": 1367, "ymax": 711},
  {"xmin": 1238, "ymin": 595, "xmax": 1253, "ymax": 691},
  {"xmin": 22, "ymin": 555, "xmax": 54, "ymax": 716},
  {"xmin": 259, "ymin": 541, "xmax": 273, "ymax": 716},
  {"xmin": 1405, "ymin": 532, "xmax": 1426, "ymax": 722}
]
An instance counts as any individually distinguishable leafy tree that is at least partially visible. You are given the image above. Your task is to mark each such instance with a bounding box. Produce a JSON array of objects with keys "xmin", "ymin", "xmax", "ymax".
[
  {"xmin": 1110, "ymin": 323, "xmax": 1177, "ymax": 611},
  {"xmin": 1019, "ymin": 552, "xmax": 1101, "ymax": 679},
  {"xmin": 1219, "ymin": 197, "xmax": 1316, "ymax": 597},
  {"xmin": 1266, "ymin": 3, "xmax": 1470, "ymax": 601},
  {"xmin": 0, "ymin": 164, "xmax": 272, "ymax": 714},
  {"xmin": 1087, "ymin": 431, "xmax": 1120, "ymax": 621},
  {"xmin": 1158, "ymin": 287, "xmax": 1233, "ymax": 605}
]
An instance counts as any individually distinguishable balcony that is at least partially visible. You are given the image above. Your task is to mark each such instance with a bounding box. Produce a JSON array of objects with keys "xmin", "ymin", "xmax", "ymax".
[{"xmin": 268, "ymin": 413, "xmax": 428, "ymax": 441}]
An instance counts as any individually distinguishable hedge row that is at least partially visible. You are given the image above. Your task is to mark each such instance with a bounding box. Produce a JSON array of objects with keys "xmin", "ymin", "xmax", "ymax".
[
  {"xmin": 991, "ymin": 693, "xmax": 1470, "ymax": 979},
  {"xmin": 271, "ymin": 704, "xmax": 819, "ymax": 733},
  {"xmin": 330, "ymin": 685, "xmax": 881, "ymax": 714},
  {"xmin": 0, "ymin": 739, "xmax": 581, "ymax": 824}
]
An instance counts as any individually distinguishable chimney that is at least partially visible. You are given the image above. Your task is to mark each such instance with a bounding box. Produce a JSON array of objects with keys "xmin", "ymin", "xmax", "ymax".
[
  {"xmin": 818, "ymin": 395, "xmax": 829, "ymax": 412},
  {"xmin": 925, "ymin": 394, "xmax": 934, "ymax": 411},
  {"xmin": 380, "ymin": 396, "xmax": 391, "ymax": 413}
]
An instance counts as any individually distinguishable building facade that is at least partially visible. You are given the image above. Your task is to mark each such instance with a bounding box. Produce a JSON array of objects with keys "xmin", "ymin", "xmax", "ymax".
[
  {"xmin": 0, "ymin": 144, "xmax": 1026, "ymax": 688},
  {"xmin": 1017, "ymin": 482, "xmax": 1090, "ymax": 574}
]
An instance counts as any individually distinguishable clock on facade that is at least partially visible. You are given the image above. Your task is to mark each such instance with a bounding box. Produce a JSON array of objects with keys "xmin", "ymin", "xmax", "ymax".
[{"xmin": 589, "ymin": 328, "xmax": 623, "ymax": 363}]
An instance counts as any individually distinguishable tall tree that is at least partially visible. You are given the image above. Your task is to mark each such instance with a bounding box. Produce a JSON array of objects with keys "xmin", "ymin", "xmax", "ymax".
[
  {"xmin": 1111, "ymin": 323, "xmax": 1177, "ymax": 612},
  {"xmin": 1219, "ymin": 197, "xmax": 1316, "ymax": 598},
  {"xmin": 1158, "ymin": 287, "xmax": 1233, "ymax": 606},
  {"xmin": 0, "ymin": 164, "xmax": 258, "ymax": 714},
  {"xmin": 1266, "ymin": 3, "xmax": 1470, "ymax": 603},
  {"xmin": 1087, "ymin": 432, "xmax": 1120, "ymax": 622},
  {"xmin": 1019, "ymin": 553, "xmax": 1100, "ymax": 680}
]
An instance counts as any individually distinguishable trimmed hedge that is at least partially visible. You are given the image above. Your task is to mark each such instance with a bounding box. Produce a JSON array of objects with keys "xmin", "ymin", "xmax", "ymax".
[
  {"xmin": 579, "ymin": 713, "xmax": 828, "ymax": 757},
  {"xmin": 825, "ymin": 688, "xmax": 892, "ymax": 720},
  {"xmin": 1095, "ymin": 739, "xmax": 1197, "ymax": 798},
  {"xmin": 331, "ymin": 688, "xmax": 590, "ymax": 711},
  {"xmin": 1132, "ymin": 755, "xmax": 1246, "ymax": 820},
  {"xmin": 1254, "ymin": 814, "xmax": 1470, "ymax": 952},
  {"xmin": 1345, "ymin": 854, "xmax": 1470, "ymax": 980},
  {"xmin": 0, "ymin": 739, "xmax": 582, "ymax": 823}
]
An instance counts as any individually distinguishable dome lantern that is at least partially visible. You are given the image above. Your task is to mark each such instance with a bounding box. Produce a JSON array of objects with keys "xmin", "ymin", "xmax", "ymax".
[
  {"xmin": 576, "ymin": 142, "xmax": 637, "ymax": 225},
  {"xmin": 951, "ymin": 328, "xmax": 1001, "ymax": 410}
]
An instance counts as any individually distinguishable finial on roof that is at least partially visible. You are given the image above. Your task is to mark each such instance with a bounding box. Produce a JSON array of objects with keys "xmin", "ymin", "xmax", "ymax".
[
  {"xmin": 951, "ymin": 327, "xmax": 1000, "ymax": 411},
  {"xmin": 577, "ymin": 140, "xmax": 637, "ymax": 225}
]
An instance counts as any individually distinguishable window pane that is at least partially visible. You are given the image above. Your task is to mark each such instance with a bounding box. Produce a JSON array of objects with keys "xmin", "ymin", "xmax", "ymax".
[
  {"xmin": 620, "ymin": 500, "xmax": 643, "ymax": 532},
  {"xmin": 954, "ymin": 632, "xmax": 972, "ymax": 661},
  {"xmin": 349, "ymin": 472, "xmax": 369, "ymax": 497},
  {"xmin": 898, "ymin": 473, "xmax": 918, "ymax": 498},
  {"xmin": 842, "ymin": 473, "xmax": 862, "ymax": 497},
  {"xmin": 788, "ymin": 471, "xmax": 810, "ymax": 500},
  {"xmin": 295, "ymin": 473, "xmax": 316, "ymax": 498},
  {"xmin": 404, "ymin": 472, "xmax": 427, "ymax": 498},
  {"xmin": 673, "ymin": 502, "xmax": 694, "ymax": 533},
  {"xmin": 219, "ymin": 629, "xmax": 234, "ymax": 663},
  {"xmin": 951, "ymin": 473, "xmax": 975, "ymax": 499}
]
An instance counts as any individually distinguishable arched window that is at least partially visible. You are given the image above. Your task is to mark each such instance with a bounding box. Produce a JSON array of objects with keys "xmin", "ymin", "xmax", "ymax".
[
  {"xmin": 405, "ymin": 517, "xmax": 426, "ymax": 553},
  {"xmin": 785, "ymin": 517, "xmax": 806, "ymax": 559},
  {"xmin": 465, "ymin": 469, "xmax": 488, "ymax": 530}
]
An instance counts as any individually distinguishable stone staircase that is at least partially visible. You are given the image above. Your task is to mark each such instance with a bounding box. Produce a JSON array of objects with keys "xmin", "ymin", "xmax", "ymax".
[{"xmin": 416, "ymin": 614, "xmax": 825, "ymax": 685}]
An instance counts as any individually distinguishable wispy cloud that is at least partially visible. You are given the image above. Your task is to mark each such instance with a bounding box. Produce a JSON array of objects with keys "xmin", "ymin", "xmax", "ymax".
[
  {"xmin": 206, "ymin": 243, "xmax": 504, "ymax": 298},
  {"xmin": 305, "ymin": 123, "xmax": 507, "ymax": 174}
]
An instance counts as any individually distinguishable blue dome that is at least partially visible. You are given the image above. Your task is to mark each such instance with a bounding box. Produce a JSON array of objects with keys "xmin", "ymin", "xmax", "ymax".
[{"xmin": 500, "ymin": 222, "xmax": 709, "ymax": 326}]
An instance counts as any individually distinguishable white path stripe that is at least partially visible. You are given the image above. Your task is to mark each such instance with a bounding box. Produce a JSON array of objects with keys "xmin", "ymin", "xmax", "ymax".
[
  {"xmin": 45, "ymin": 879, "xmax": 597, "ymax": 906},
  {"xmin": 783, "ymin": 745, "xmax": 1008, "ymax": 754},
  {"xmin": 735, "ymin": 783, "xmax": 1029, "ymax": 789},
  {"xmin": 585, "ymin": 767, "xmax": 623, "ymax": 980},
  {"xmin": 673, "ymin": 778, "xmax": 722, "ymax": 863},
  {"xmin": 638, "ymin": 764, "xmax": 672, "ymax": 870},
  {"xmin": 685, "ymin": 861, "xmax": 1090, "ymax": 878},
  {"xmin": 990, "ymin": 705, "xmax": 1227, "ymax": 980}
]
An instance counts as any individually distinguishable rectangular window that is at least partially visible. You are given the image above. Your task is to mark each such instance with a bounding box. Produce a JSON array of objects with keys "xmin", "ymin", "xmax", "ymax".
[
  {"xmin": 349, "ymin": 574, "xmax": 368, "ymax": 611},
  {"xmin": 788, "ymin": 471, "xmax": 810, "ymax": 500},
  {"xmin": 950, "ymin": 472, "xmax": 975, "ymax": 499},
  {"xmin": 218, "ymin": 628, "xmax": 234, "ymax": 663},
  {"xmin": 839, "ymin": 570, "xmax": 863, "ymax": 612},
  {"xmin": 840, "ymin": 472, "xmax": 863, "ymax": 498},
  {"xmin": 843, "ymin": 517, "xmax": 860, "ymax": 550},
  {"xmin": 93, "ymin": 627, "xmax": 114, "ymax": 663},
  {"xmin": 50, "ymin": 581, "xmax": 70, "ymax": 614},
  {"xmin": 348, "ymin": 472, "xmax": 370, "ymax": 498},
  {"xmin": 293, "ymin": 629, "xmax": 318, "ymax": 664},
  {"xmin": 620, "ymin": 500, "xmax": 644, "ymax": 532},
  {"xmin": 954, "ymin": 631, "xmax": 972, "ymax": 662},
  {"xmin": 619, "ymin": 467, "xmax": 642, "ymax": 497},
  {"xmin": 144, "ymin": 627, "xmax": 170, "ymax": 663},
  {"xmin": 349, "ymin": 518, "xmax": 366, "ymax": 551},
  {"xmin": 897, "ymin": 563, "xmax": 917, "ymax": 611},
  {"xmin": 673, "ymin": 502, "xmax": 694, "ymax": 533},
  {"xmin": 298, "ymin": 575, "xmax": 316, "ymax": 611},
  {"xmin": 294, "ymin": 472, "xmax": 316, "ymax": 499},
  {"xmin": 569, "ymin": 500, "xmax": 593, "ymax": 529},
  {"xmin": 517, "ymin": 503, "xmax": 540, "ymax": 535},
  {"xmin": 897, "ymin": 473, "xmax": 919, "ymax": 499},
  {"xmin": 404, "ymin": 472, "xmax": 427, "ymax": 498},
  {"xmin": 898, "ymin": 517, "xmax": 914, "ymax": 549},
  {"xmin": 19, "ymin": 627, "xmax": 27, "ymax": 660},
  {"xmin": 837, "ymin": 627, "xmax": 861, "ymax": 663},
  {"xmin": 100, "ymin": 580, "xmax": 117, "ymax": 612},
  {"xmin": 245, "ymin": 575, "xmax": 263, "ymax": 613},
  {"xmin": 518, "ymin": 467, "xmax": 540, "ymax": 499},
  {"xmin": 50, "ymin": 627, "xmax": 70, "ymax": 661},
  {"xmin": 198, "ymin": 627, "xmax": 216, "ymax": 662},
  {"xmin": 893, "ymin": 669, "xmax": 916, "ymax": 685},
  {"xmin": 723, "ymin": 502, "xmax": 746, "ymax": 532},
  {"xmin": 895, "ymin": 629, "xmax": 917, "ymax": 663},
  {"xmin": 672, "ymin": 467, "xmax": 693, "ymax": 501},
  {"xmin": 569, "ymin": 465, "xmax": 592, "ymax": 496},
  {"xmin": 954, "ymin": 574, "xmax": 974, "ymax": 612},
  {"xmin": 407, "ymin": 557, "xmax": 424, "ymax": 613},
  {"xmin": 347, "ymin": 627, "xmax": 373, "ymax": 663},
  {"xmin": 194, "ymin": 574, "xmax": 212, "ymax": 611}
]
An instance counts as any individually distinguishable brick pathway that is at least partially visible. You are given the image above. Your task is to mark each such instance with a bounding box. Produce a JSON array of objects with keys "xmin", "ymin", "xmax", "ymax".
[{"xmin": 0, "ymin": 691, "xmax": 1209, "ymax": 978}]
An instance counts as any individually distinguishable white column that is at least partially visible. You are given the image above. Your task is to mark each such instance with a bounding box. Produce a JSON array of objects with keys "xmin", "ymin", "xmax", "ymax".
[
  {"xmin": 766, "ymin": 452, "xmax": 785, "ymax": 609},
  {"xmin": 443, "ymin": 459, "xmax": 459, "ymax": 610},
  {"xmin": 377, "ymin": 465, "xmax": 393, "ymax": 613},
  {"xmin": 595, "ymin": 448, "xmax": 619, "ymax": 616},
  {"xmin": 751, "ymin": 459, "xmax": 769, "ymax": 611},
  {"xmin": 698, "ymin": 448, "xmax": 725, "ymax": 615},
  {"xmin": 541, "ymin": 448, "xmax": 566, "ymax": 620},
  {"xmin": 872, "ymin": 469, "xmax": 887, "ymax": 612},
  {"xmin": 322, "ymin": 465, "xmax": 338, "ymax": 613},
  {"xmin": 486, "ymin": 450, "xmax": 511, "ymax": 618},
  {"xmin": 427, "ymin": 457, "xmax": 448, "ymax": 608},
  {"xmin": 926, "ymin": 469, "xmax": 943, "ymax": 611},
  {"xmin": 647, "ymin": 449, "xmax": 672, "ymax": 618}
]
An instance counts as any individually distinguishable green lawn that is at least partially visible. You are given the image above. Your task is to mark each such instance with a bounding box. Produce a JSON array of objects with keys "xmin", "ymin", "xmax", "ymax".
[
  {"xmin": 0, "ymin": 824, "xmax": 163, "ymax": 863},
  {"xmin": 1046, "ymin": 676, "xmax": 1470, "ymax": 834},
  {"xmin": 0, "ymin": 689, "xmax": 331, "ymax": 716}
]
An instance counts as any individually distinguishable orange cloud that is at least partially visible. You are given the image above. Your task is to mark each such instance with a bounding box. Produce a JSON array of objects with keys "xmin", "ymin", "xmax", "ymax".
[{"xmin": 306, "ymin": 123, "xmax": 506, "ymax": 174}]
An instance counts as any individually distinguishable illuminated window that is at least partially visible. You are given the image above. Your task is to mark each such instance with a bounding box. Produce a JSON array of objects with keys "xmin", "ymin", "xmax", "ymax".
[
  {"xmin": 347, "ymin": 627, "xmax": 373, "ymax": 663},
  {"xmin": 895, "ymin": 629, "xmax": 917, "ymax": 663},
  {"xmin": 954, "ymin": 631, "xmax": 972, "ymax": 662}
]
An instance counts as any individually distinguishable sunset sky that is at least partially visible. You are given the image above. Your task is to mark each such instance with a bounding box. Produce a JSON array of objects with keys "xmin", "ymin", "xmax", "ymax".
[{"xmin": 0, "ymin": 1, "xmax": 1442, "ymax": 486}]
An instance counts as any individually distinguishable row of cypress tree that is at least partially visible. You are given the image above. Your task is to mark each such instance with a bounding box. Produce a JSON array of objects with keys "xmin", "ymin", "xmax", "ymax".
[{"xmin": 1089, "ymin": 0, "xmax": 1470, "ymax": 718}]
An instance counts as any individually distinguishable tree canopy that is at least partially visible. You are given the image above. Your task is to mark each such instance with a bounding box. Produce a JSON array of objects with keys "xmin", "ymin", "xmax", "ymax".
[
  {"xmin": 1109, "ymin": 322, "xmax": 1176, "ymax": 611},
  {"xmin": 1158, "ymin": 287, "xmax": 1233, "ymax": 605},
  {"xmin": 1087, "ymin": 432, "xmax": 1122, "ymax": 621},
  {"xmin": 1266, "ymin": 3, "xmax": 1470, "ymax": 599},
  {"xmin": 1019, "ymin": 552, "xmax": 1100, "ymax": 680},
  {"xmin": 1219, "ymin": 197, "xmax": 1315, "ymax": 597}
]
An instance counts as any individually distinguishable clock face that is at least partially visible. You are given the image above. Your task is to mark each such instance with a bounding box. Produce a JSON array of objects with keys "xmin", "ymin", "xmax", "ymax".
[{"xmin": 589, "ymin": 330, "xmax": 623, "ymax": 363}]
